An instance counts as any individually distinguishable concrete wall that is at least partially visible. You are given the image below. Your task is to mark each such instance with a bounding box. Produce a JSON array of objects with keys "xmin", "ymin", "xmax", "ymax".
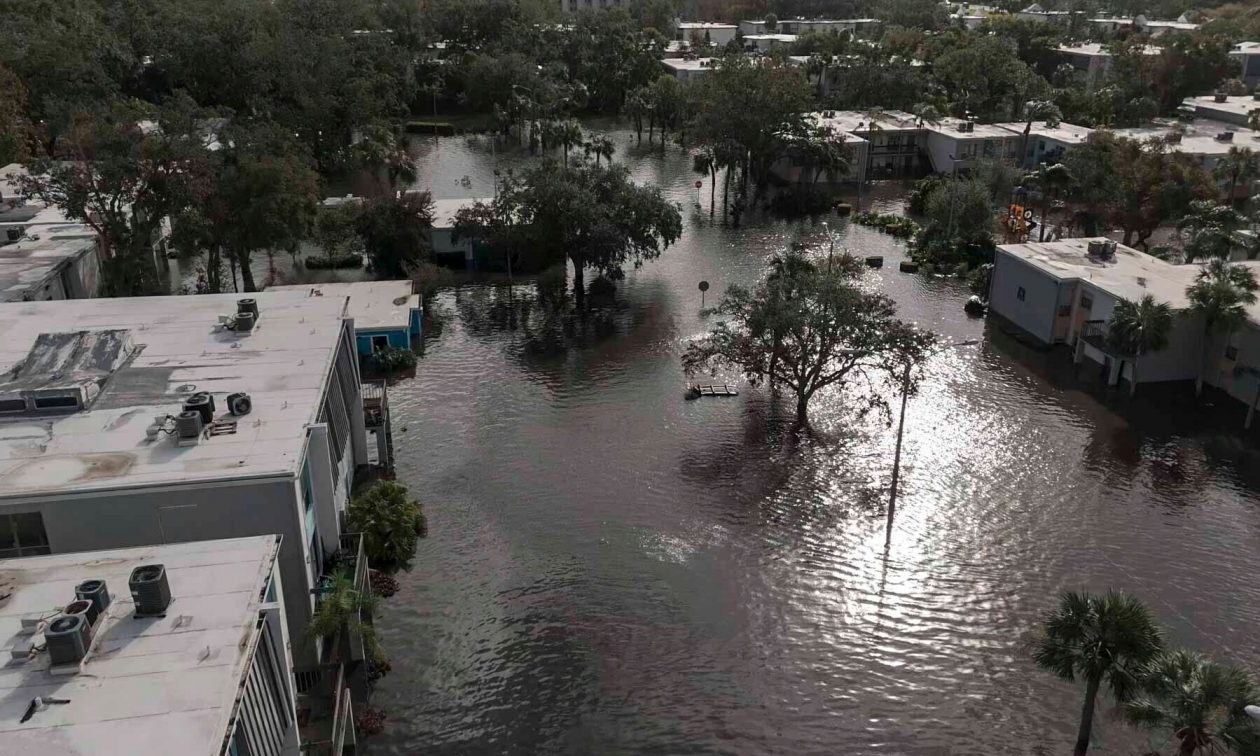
[{"xmin": 990, "ymin": 249, "xmax": 1063, "ymax": 344}]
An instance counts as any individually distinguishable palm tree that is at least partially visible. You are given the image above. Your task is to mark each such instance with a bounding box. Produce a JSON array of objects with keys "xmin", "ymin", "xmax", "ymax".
[
  {"xmin": 1018, "ymin": 100, "xmax": 1063, "ymax": 168},
  {"xmin": 1213, "ymin": 146, "xmax": 1259, "ymax": 204},
  {"xmin": 1124, "ymin": 650, "xmax": 1260, "ymax": 756},
  {"xmin": 585, "ymin": 135, "xmax": 615, "ymax": 166},
  {"xmin": 1178, "ymin": 200, "xmax": 1244, "ymax": 262},
  {"xmin": 1187, "ymin": 259, "xmax": 1259, "ymax": 395},
  {"xmin": 911, "ymin": 102, "xmax": 943, "ymax": 128},
  {"xmin": 1021, "ymin": 163, "xmax": 1075, "ymax": 242},
  {"xmin": 693, "ymin": 148, "xmax": 717, "ymax": 215},
  {"xmin": 1032, "ymin": 590, "xmax": 1163, "ymax": 756},
  {"xmin": 1107, "ymin": 295, "xmax": 1174, "ymax": 396}
]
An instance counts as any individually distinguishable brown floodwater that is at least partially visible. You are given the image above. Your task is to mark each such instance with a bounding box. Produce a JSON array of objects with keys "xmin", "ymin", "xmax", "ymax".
[{"xmin": 366, "ymin": 128, "xmax": 1260, "ymax": 755}]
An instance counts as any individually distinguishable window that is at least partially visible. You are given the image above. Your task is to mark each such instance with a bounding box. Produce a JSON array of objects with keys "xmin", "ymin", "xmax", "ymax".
[
  {"xmin": 1016, "ymin": 286, "xmax": 1026, "ymax": 301},
  {"xmin": 1081, "ymin": 293, "xmax": 1093, "ymax": 311},
  {"xmin": 0, "ymin": 399, "xmax": 24, "ymax": 413},
  {"xmin": 1039, "ymin": 140, "xmax": 1046, "ymax": 152},
  {"xmin": 370, "ymin": 335, "xmax": 390, "ymax": 353},
  {"xmin": 1057, "ymin": 305, "xmax": 1072, "ymax": 317},
  {"xmin": 33, "ymin": 395, "xmax": 79, "ymax": 410},
  {"xmin": 1225, "ymin": 345, "xmax": 1239, "ymax": 361},
  {"xmin": 0, "ymin": 512, "xmax": 51, "ymax": 558}
]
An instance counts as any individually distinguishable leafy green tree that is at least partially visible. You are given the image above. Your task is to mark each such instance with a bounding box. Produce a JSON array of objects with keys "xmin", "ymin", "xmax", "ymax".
[
  {"xmin": 1187, "ymin": 259, "xmax": 1259, "ymax": 395},
  {"xmin": 1017, "ymin": 100, "xmax": 1062, "ymax": 167},
  {"xmin": 308, "ymin": 571, "xmax": 382, "ymax": 662},
  {"xmin": 455, "ymin": 160, "xmax": 682, "ymax": 310},
  {"xmin": 1178, "ymin": 200, "xmax": 1245, "ymax": 262},
  {"xmin": 874, "ymin": 0, "xmax": 947, "ymax": 30},
  {"xmin": 0, "ymin": 63, "xmax": 32, "ymax": 164},
  {"xmin": 18, "ymin": 97, "xmax": 212, "ymax": 296},
  {"xmin": 931, "ymin": 34, "xmax": 1049, "ymax": 120},
  {"xmin": 1124, "ymin": 650, "xmax": 1260, "ymax": 756},
  {"xmin": 355, "ymin": 191, "xmax": 436, "ymax": 279},
  {"xmin": 1032, "ymin": 591, "xmax": 1164, "ymax": 756},
  {"xmin": 912, "ymin": 178, "xmax": 999, "ymax": 272},
  {"xmin": 1020, "ymin": 163, "xmax": 1075, "ymax": 242},
  {"xmin": 1107, "ymin": 295, "xmax": 1174, "ymax": 396},
  {"xmin": 682, "ymin": 250, "xmax": 936, "ymax": 424},
  {"xmin": 345, "ymin": 480, "xmax": 425, "ymax": 574}
]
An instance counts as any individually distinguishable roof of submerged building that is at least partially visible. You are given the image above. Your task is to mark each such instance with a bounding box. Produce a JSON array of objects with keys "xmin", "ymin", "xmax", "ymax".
[
  {"xmin": 269, "ymin": 280, "xmax": 418, "ymax": 331},
  {"xmin": 0, "ymin": 291, "xmax": 352, "ymax": 497},
  {"xmin": 0, "ymin": 536, "xmax": 280, "ymax": 756}
]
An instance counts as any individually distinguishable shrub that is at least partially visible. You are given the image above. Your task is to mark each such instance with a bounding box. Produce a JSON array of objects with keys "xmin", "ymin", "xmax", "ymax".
[
  {"xmin": 304, "ymin": 252, "xmax": 364, "ymax": 270},
  {"xmin": 346, "ymin": 481, "xmax": 425, "ymax": 574},
  {"xmin": 369, "ymin": 345, "xmax": 417, "ymax": 374}
]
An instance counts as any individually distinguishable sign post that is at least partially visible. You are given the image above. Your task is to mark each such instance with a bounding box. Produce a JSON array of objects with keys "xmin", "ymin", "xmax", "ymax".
[
  {"xmin": 694, "ymin": 180, "xmax": 702, "ymax": 206},
  {"xmin": 698, "ymin": 280, "xmax": 710, "ymax": 309}
]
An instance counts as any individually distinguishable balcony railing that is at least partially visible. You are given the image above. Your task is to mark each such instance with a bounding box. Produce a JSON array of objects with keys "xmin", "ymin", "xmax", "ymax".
[
  {"xmin": 1080, "ymin": 320, "xmax": 1111, "ymax": 351},
  {"xmin": 361, "ymin": 380, "xmax": 388, "ymax": 429},
  {"xmin": 299, "ymin": 662, "xmax": 355, "ymax": 755}
]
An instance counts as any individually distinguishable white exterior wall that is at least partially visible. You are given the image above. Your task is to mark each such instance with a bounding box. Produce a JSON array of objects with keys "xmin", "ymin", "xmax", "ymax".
[
  {"xmin": 1132, "ymin": 313, "xmax": 1202, "ymax": 384},
  {"xmin": 990, "ymin": 249, "xmax": 1063, "ymax": 344}
]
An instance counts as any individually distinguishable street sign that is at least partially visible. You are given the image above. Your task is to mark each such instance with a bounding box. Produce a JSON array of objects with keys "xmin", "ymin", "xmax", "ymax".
[{"xmin": 699, "ymin": 280, "xmax": 710, "ymax": 308}]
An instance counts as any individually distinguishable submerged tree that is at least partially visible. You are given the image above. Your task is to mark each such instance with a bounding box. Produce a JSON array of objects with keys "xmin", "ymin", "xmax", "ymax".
[
  {"xmin": 1187, "ymin": 259, "xmax": 1259, "ymax": 395},
  {"xmin": 682, "ymin": 249, "xmax": 935, "ymax": 424},
  {"xmin": 1032, "ymin": 591, "xmax": 1163, "ymax": 756},
  {"xmin": 1107, "ymin": 295, "xmax": 1174, "ymax": 396},
  {"xmin": 355, "ymin": 191, "xmax": 436, "ymax": 279},
  {"xmin": 1123, "ymin": 650, "xmax": 1260, "ymax": 756},
  {"xmin": 346, "ymin": 481, "xmax": 426, "ymax": 574}
]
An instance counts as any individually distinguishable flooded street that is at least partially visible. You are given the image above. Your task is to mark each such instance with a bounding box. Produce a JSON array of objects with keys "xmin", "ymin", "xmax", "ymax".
[{"xmin": 367, "ymin": 128, "xmax": 1260, "ymax": 755}]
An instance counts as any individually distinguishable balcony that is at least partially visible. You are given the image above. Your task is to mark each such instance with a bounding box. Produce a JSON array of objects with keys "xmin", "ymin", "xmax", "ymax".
[
  {"xmin": 360, "ymin": 380, "xmax": 394, "ymax": 475},
  {"xmin": 1080, "ymin": 319, "xmax": 1111, "ymax": 351},
  {"xmin": 299, "ymin": 661, "xmax": 357, "ymax": 755}
]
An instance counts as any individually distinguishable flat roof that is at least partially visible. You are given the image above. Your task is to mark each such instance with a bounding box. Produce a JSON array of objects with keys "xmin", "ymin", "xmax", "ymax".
[
  {"xmin": 1185, "ymin": 95, "xmax": 1260, "ymax": 120},
  {"xmin": 1057, "ymin": 42, "xmax": 1160, "ymax": 57},
  {"xmin": 994, "ymin": 121, "xmax": 1094, "ymax": 145},
  {"xmin": 1109, "ymin": 119, "xmax": 1260, "ymax": 155},
  {"xmin": 0, "ymin": 232, "xmax": 99, "ymax": 303},
  {"xmin": 269, "ymin": 280, "xmax": 418, "ymax": 331},
  {"xmin": 925, "ymin": 117, "xmax": 1020, "ymax": 140},
  {"xmin": 430, "ymin": 197, "xmax": 493, "ymax": 230},
  {"xmin": 745, "ymin": 34, "xmax": 799, "ymax": 41},
  {"xmin": 998, "ymin": 238, "xmax": 1260, "ymax": 321},
  {"xmin": 677, "ymin": 22, "xmax": 736, "ymax": 29},
  {"xmin": 1234, "ymin": 42, "xmax": 1260, "ymax": 54},
  {"xmin": 811, "ymin": 110, "xmax": 921, "ymax": 134},
  {"xmin": 0, "ymin": 291, "xmax": 352, "ymax": 496},
  {"xmin": 0, "ymin": 536, "xmax": 280, "ymax": 756}
]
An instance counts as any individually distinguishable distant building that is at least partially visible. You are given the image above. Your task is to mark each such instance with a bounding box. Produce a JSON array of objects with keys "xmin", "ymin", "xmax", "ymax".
[
  {"xmin": 0, "ymin": 536, "xmax": 306, "ymax": 756},
  {"xmin": 558, "ymin": 0, "xmax": 625, "ymax": 11},
  {"xmin": 1110, "ymin": 116, "xmax": 1260, "ymax": 201},
  {"xmin": 1056, "ymin": 43, "xmax": 1161, "ymax": 90},
  {"xmin": 0, "ymin": 228, "xmax": 102, "ymax": 303},
  {"xmin": 0, "ymin": 291, "xmax": 383, "ymax": 667},
  {"xmin": 743, "ymin": 33, "xmax": 799, "ymax": 52},
  {"xmin": 429, "ymin": 197, "xmax": 494, "ymax": 269},
  {"xmin": 676, "ymin": 22, "xmax": 737, "ymax": 48},
  {"xmin": 1015, "ymin": 3, "xmax": 1075, "ymax": 24},
  {"xmin": 661, "ymin": 57, "xmax": 719, "ymax": 84},
  {"xmin": 989, "ymin": 238, "xmax": 1260, "ymax": 421},
  {"xmin": 1232, "ymin": 42, "xmax": 1260, "ymax": 87},
  {"xmin": 740, "ymin": 18, "xmax": 879, "ymax": 37}
]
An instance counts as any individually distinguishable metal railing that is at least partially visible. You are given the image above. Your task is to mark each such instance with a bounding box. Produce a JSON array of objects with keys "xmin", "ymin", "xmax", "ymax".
[
  {"xmin": 1081, "ymin": 320, "xmax": 1110, "ymax": 351},
  {"xmin": 361, "ymin": 380, "xmax": 388, "ymax": 429}
]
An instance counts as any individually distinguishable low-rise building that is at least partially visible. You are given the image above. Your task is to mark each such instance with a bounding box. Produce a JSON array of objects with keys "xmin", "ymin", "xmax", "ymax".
[
  {"xmin": 1110, "ymin": 118, "xmax": 1260, "ymax": 200},
  {"xmin": 0, "ymin": 227, "xmax": 102, "ymax": 302},
  {"xmin": 676, "ymin": 22, "xmax": 737, "ymax": 47},
  {"xmin": 995, "ymin": 120, "xmax": 1094, "ymax": 168},
  {"xmin": 558, "ymin": 0, "xmax": 625, "ymax": 12},
  {"xmin": 740, "ymin": 18, "xmax": 879, "ymax": 37},
  {"xmin": 0, "ymin": 291, "xmax": 383, "ymax": 666},
  {"xmin": 744, "ymin": 33, "xmax": 799, "ymax": 52},
  {"xmin": 1056, "ymin": 43, "xmax": 1161, "ymax": 90},
  {"xmin": 1016, "ymin": 3, "xmax": 1075, "ymax": 24},
  {"xmin": 920, "ymin": 117, "xmax": 1022, "ymax": 173},
  {"xmin": 0, "ymin": 536, "xmax": 309, "ymax": 756},
  {"xmin": 1232, "ymin": 42, "xmax": 1260, "ymax": 87},
  {"xmin": 661, "ymin": 57, "xmax": 719, "ymax": 84},
  {"xmin": 430, "ymin": 196, "xmax": 494, "ymax": 269},
  {"xmin": 989, "ymin": 238, "xmax": 1260, "ymax": 420},
  {"xmin": 1183, "ymin": 94, "xmax": 1260, "ymax": 129},
  {"xmin": 270, "ymin": 281, "xmax": 421, "ymax": 356}
]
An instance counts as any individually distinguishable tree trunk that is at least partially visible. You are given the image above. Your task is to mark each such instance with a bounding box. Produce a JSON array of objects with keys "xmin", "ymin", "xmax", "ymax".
[
  {"xmin": 1073, "ymin": 675, "xmax": 1101, "ymax": 756},
  {"xmin": 1039, "ymin": 196, "xmax": 1049, "ymax": 242},
  {"xmin": 1129, "ymin": 351, "xmax": 1139, "ymax": 397},
  {"xmin": 723, "ymin": 164, "xmax": 732, "ymax": 219},
  {"xmin": 1020, "ymin": 122, "xmax": 1032, "ymax": 169},
  {"xmin": 795, "ymin": 393, "xmax": 808, "ymax": 425},
  {"xmin": 563, "ymin": 144, "xmax": 569, "ymax": 168},
  {"xmin": 571, "ymin": 256, "xmax": 585, "ymax": 311},
  {"xmin": 237, "ymin": 250, "xmax": 257, "ymax": 293},
  {"xmin": 207, "ymin": 245, "xmax": 222, "ymax": 293},
  {"xmin": 1196, "ymin": 327, "xmax": 1210, "ymax": 396}
]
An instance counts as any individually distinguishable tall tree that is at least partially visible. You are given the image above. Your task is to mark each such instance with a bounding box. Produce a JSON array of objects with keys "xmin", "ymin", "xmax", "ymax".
[
  {"xmin": 1213, "ymin": 146, "xmax": 1259, "ymax": 204},
  {"xmin": 1017, "ymin": 100, "xmax": 1063, "ymax": 167},
  {"xmin": 1032, "ymin": 591, "xmax": 1164, "ymax": 756},
  {"xmin": 356, "ymin": 191, "xmax": 436, "ymax": 279},
  {"xmin": 1107, "ymin": 295, "xmax": 1175, "ymax": 396},
  {"xmin": 1187, "ymin": 259, "xmax": 1259, "ymax": 395},
  {"xmin": 18, "ymin": 97, "xmax": 212, "ymax": 296},
  {"xmin": 1020, "ymin": 163, "xmax": 1075, "ymax": 242},
  {"xmin": 682, "ymin": 250, "xmax": 936, "ymax": 424},
  {"xmin": 1124, "ymin": 650, "xmax": 1260, "ymax": 756},
  {"xmin": 1178, "ymin": 200, "xmax": 1245, "ymax": 262}
]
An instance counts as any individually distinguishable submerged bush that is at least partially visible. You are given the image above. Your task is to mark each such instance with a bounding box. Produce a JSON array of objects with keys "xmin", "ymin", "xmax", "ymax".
[
  {"xmin": 369, "ymin": 345, "xmax": 417, "ymax": 374},
  {"xmin": 346, "ymin": 481, "xmax": 426, "ymax": 573}
]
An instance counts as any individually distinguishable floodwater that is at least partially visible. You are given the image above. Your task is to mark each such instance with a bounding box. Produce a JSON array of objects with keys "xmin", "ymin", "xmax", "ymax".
[{"xmin": 367, "ymin": 127, "xmax": 1260, "ymax": 755}]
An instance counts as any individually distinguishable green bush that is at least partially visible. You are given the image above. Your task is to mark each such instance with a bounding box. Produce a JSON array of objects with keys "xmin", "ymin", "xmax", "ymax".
[
  {"xmin": 369, "ymin": 345, "xmax": 417, "ymax": 374},
  {"xmin": 305, "ymin": 252, "xmax": 364, "ymax": 270},
  {"xmin": 853, "ymin": 211, "xmax": 919, "ymax": 239},
  {"xmin": 346, "ymin": 481, "xmax": 425, "ymax": 574}
]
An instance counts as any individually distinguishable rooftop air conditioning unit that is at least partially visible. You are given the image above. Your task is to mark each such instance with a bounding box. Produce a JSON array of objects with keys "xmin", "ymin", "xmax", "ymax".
[
  {"xmin": 1253, "ymin": 93, "xmax": 1260, "ymax": 102},
  {"xmin": 1087, "ymin": 240, "xmax": 1106, "ymax": 257},
  {"xmin": 45, "ymin": 614, "xmax": 90, "ymax": 666},
  {"xmin": 233, "ymin": 310, "xmax": 256, "ymax": 332},
  {"xmin": 175, "ymin": 410, "xmax": 203, "ymax": 444},
  {"xmin": 129, "ymin": 564, "xmax": 172, "ymax": 616},
  {"xmin": 1217, "ymin": 131, "xmax": 1235, "ymax": 142},
  {"xmin": 1214, "ymin": 92, "xmax": 1229, "ymax": 103},
  {"xmin": 183, "ymin": 392, "xmax": 214, "ymax": 425},
  {"xmin": 1165, "ymin": 133, "xmax": 1182, "ymax": 144},
  {"xmin": 63, "ymin": 599, "xmax": 96, "ymax": 631},
  {"xmin": 227, "ymin": 392, "xmax": 253, "ymax": 417},
  {"xmin": 75, "ymin": 580, "xmax": 111, "ymax": 623},
  {"xmin": 237, "ymin": 298, "xmax": 259, "ymax": 320},
  {"xmin": 1102, "ymin": 240, "xmax": 1117, "ymax": 259}
]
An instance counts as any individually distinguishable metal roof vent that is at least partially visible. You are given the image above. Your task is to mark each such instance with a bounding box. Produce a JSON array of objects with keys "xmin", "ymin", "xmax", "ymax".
[
  {"xmin": 129, "ymin": 564, "xmax": 172, "ymax": 616},
  {"xmin": 175, "ymin": 410, "xmax": 203, "ymax": 445},
  {"xmin": 75, "ymin": 580, "xmax": 110, "ymax": 623},
  {"xmin": 227, "ymin": 392, "xmax": 252, "ymax": 416},
  {"xmin": 45, "ymin": 614, "xmax": 90, "ymax": 666},
  {"xmin": 1217, "ymin": 131, "xmax": 1235, "ymax": 142},
  {"xmin": 182, "ymin": 392, "xmax": 214, "ymax": 425}
]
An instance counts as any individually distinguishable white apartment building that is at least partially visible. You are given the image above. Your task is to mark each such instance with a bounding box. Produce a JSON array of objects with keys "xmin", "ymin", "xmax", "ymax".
[
  {"xmin": 559, "ymin": 0, "xmax": 626, "ymax": 11},
  {"xmin": 676, "ymin": 22, "xmax": 737, "ymax": 47},
  {"xmin": 1183, "ymin": 94, "xmax": 1260, "ymax": 129},
  {"xmin": 1056, "ymin": 43, "xmax": 1161, "ymax": 90},
  {"xmin": 0, "ymin": 291, "xmax": 379, "ymax": 663},
  {"xmin": 995, "ymin": 120, "xmax": 1094, "ymax": 168},
  {"xmin": 0, "ymin": 536, "xmax": 308, "ymax": 756},
  {"xmin": 1233, "ymin": 42, "xmax": 1260, "ymax": 87},
  {"xmin": 0, "ymin": 228, "xmax": 102, "ymax": 303}
]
